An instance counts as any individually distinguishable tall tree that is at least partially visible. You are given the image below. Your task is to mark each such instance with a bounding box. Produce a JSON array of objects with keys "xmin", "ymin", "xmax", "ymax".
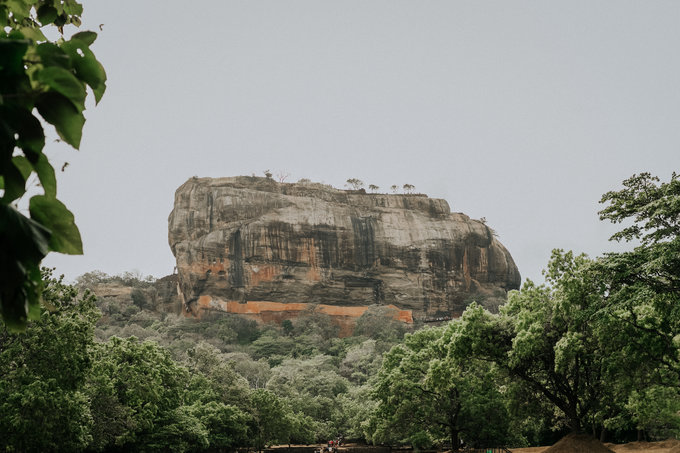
[
  {"xmin": 87, "ymin": 337, "xmax": 198, "ymax": 450},
  {"xmin": 346, "ymin": 178, "xmax": 364, "ymax": 190},
  {"xmin": 249, "ymin": 389, "xmax": 292, "ymax": 452},
  {"xmin": 267, "ymin": 354, "xmax": 350, "ymax": 438},
  {"xmin": 0, "ymin": 0, "xmax": 106, "ymax": 331},
  {"xmin": 0, "ymin": 270, "xmax": 99, "ymax": 451},
  {"xmin": 595, "ymin": 172, "xmax": 680, "ymax": 437},
  {"xmin": 451, "ymin": 251, "xmax": 615, "ymax": 434},
  {"xmin": 373, "ymin": 326, "xmax": 511, "ymax": 450},
  {"xmin": 597, "ymin": 172, "xmax": 680, "ymax": 378}
]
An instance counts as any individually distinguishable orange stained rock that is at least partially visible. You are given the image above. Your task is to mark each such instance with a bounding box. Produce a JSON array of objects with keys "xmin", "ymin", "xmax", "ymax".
[
  {"xmin": 228, "ymin": 300, "xmax": 309, "ymax": 314},
  {"xmin": 391, "ymin": 306, "xmax": 414, "ymax": 323},
  {"xmin": 306, "ymin": 266, "xmax": 321, "ymax": 282},
  {"xmin": 194, "ymin": 296, "xmax": 413, "ymax": 323},
  {"xmin": 297, "ymin": 237, "xmax": 314, "ymax": 264},
  {"xmin": 249, "ymin": 264, "xmax": 280, "ymax": 286},
  {"xmin": 188, "ymin": 259, "xmax": 227, "ymax": 275},
  {"xmin": 302, "ymin": 238, "xmax": 322, "ymax": 282}
]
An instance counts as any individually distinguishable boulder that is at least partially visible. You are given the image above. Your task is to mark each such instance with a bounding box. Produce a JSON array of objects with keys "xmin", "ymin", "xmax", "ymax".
[{"xmin": 168, "ymin": 176, "xmax": 520, "ymax": 327}]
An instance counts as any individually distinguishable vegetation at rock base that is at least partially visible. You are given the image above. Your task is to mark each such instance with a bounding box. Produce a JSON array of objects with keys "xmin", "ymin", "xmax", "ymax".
[
  {"xmin": 75, "ymin": 269, "xmax": 156, "ymax": 288},
  {"xmin": 1, "ymin": 173, "xmax": 680, "ymax": 451},
  {"xmin": 1, "ymin": 267, "xmax": 412, "ymax": 451},
  {"xmin": 0, "ymin": 0, "xmax": 106, "ymax": 332}
]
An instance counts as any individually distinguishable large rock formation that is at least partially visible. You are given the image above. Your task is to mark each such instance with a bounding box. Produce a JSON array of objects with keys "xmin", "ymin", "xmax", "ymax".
[{"xmin": 168, "ymin": 176, "xmax": 520, "ymax": 331}]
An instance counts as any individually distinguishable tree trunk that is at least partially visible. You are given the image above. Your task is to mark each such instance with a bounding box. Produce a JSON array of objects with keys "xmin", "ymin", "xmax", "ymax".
[
  {"xmin": 451, "ymin": 429, "xmax": 460, "ymax": 452},
  {"xmin": 449, "ymin": 401, "xmax": 461, "ymax": 452},
  {"xmin": 600, "ymin": 428, "xmax": 607, "ymax": 443},
  {"xmin": 568, "ymin": 416, "xmax": 581, "ymax": 433}
]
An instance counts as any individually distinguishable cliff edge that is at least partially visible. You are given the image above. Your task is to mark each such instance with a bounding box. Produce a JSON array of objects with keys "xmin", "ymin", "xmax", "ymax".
[{"xmin": 168, "ymin": 176, "xmax": 520, "ymax": 330}]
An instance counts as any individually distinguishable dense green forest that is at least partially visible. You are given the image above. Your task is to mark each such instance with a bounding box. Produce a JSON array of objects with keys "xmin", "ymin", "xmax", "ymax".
[
  {"xmin": 1, "ymin": 268, "xmax": 409, "ymax": 451},
  {"xmin": 1, "ymin": 173, "xmax": 679, "ymax": 452}
]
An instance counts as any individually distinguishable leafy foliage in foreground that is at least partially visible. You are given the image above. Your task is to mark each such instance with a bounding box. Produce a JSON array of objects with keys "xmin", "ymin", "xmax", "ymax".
[{"xmin": 0, "ymin": 0, "xmax": 106, "ymax": 331}]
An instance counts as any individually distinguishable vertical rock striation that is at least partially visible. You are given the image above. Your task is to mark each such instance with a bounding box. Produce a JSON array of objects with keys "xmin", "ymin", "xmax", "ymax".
[{"xmin": 168, "ymin": 176, "xmax": 520, "ymax": 328}]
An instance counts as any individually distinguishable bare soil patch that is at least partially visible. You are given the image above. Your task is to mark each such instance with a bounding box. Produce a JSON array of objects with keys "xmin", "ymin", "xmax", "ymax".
[
  {"xmin": 544, "ymin": 433, "xmax": 614, "ymax": 453},
  {"xmin": 511, "ymin": 437, "xmax": 679, "ymax": 453}
]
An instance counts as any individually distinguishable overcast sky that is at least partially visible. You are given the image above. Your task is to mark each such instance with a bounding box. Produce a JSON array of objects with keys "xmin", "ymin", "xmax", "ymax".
[{"xmin": 44, "ymin": 1, "xmax": 680, "ymax": 285}]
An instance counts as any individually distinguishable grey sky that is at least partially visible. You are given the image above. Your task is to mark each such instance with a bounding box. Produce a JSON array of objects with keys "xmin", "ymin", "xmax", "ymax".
[{"xmin": 44, "ymin": 1, "xmax": 680, "ymax": 285}]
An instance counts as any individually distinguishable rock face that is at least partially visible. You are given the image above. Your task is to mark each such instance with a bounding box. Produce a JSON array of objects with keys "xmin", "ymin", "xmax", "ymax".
[{"xmin": 168, "ymin": 176, "xmax": 520, "ymax": 329}]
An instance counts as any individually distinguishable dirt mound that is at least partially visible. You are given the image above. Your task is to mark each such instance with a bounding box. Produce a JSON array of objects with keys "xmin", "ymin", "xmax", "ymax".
[
  {"xmin": 544, "ymin": 433, "xmax": 615, "ymax": 453},
  {"xmin": 614, "ymin": 440, "xmax": 680, "ymax": 451},
  {"xmin": 661, "ymin": 440, "xmax": 680, "ymax": 449}
]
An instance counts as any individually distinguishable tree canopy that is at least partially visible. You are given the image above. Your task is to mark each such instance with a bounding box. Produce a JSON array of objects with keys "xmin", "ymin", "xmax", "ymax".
[
  {"xmin": 597, "ymin": 173, "xmax": 680, "ymax": 379},
  {"xmin": 374, "ymin": 326, "xmax": 513, "ymax": 450},
  {"xmin": 0, "ymin": 270, "xmax": 98, "ymax": 451}
]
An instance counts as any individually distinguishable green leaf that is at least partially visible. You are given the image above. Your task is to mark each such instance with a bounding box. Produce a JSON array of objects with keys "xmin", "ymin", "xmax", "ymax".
[
  {"xmin": 12, "ymin": 155, "xmax": 32, "ymax": 180},
  {"xmin": 63, "ymin": 1, "xmax": 83, "ymax": 16},
  {"xmin": 0, "ymin": 39, "xmax": 29, "ymax": 76},
  {"xmin": 72, "ymin": 31, "xmax": 97, "ymax": 45},
  {"xmin": 0, "ymin": 203, "xmax": 51, "ymax": 263},
  {"xmin": 4, "ymin": 0, "xmax": 29, "ymax": 21},
  {"xmin": 0, "ymin": 203, "xmax": 51, "ymax": 331},
  {"xmin": 34, "ymin": 154, "xmax": 56, "ymax": 198},
  {"xmin": 1, "ymin": 158, "xmax": 27, "ymax": 202},
  {"xmin": 61, "ymin": 38, "xmax": 107, "ymax": 104},
  {"xmin": 37, "ymin": 66, "xmax": 86, "ymax": 113},
  {"xmin": 54, "ymin": 13, "xmax": 67, "ymax": 27},
  {"xmin": 25, "ymin": 264, "xmax": 43, "ymax": 320},
  {"xmin": 19, "ymin": 26, "xmax": 47, "ymax": 42},
  {"xmin": 29, "ymin": 195, "xmax": 83, "ymax": 254},
  {"xmin": 0, "ymin": 105, "xmax": 45, "ymax": 157},
  {"xmin": 37, "ymin": 4, "xmax": 58, "ymax": 25},
  {"xmin": 36, "ymin": 42, "xmax": 71, "ymax": 69},
  {"xmin": 0, "ymin": 259, "xmax": 36, "ymax": 331},
  {"xmin": 14, "ymin": 114, "xmax": 45, "ymax": 157},
  {"xmin": 35, "ymin": 92, "xmax": 85, "ymax": 148}
]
